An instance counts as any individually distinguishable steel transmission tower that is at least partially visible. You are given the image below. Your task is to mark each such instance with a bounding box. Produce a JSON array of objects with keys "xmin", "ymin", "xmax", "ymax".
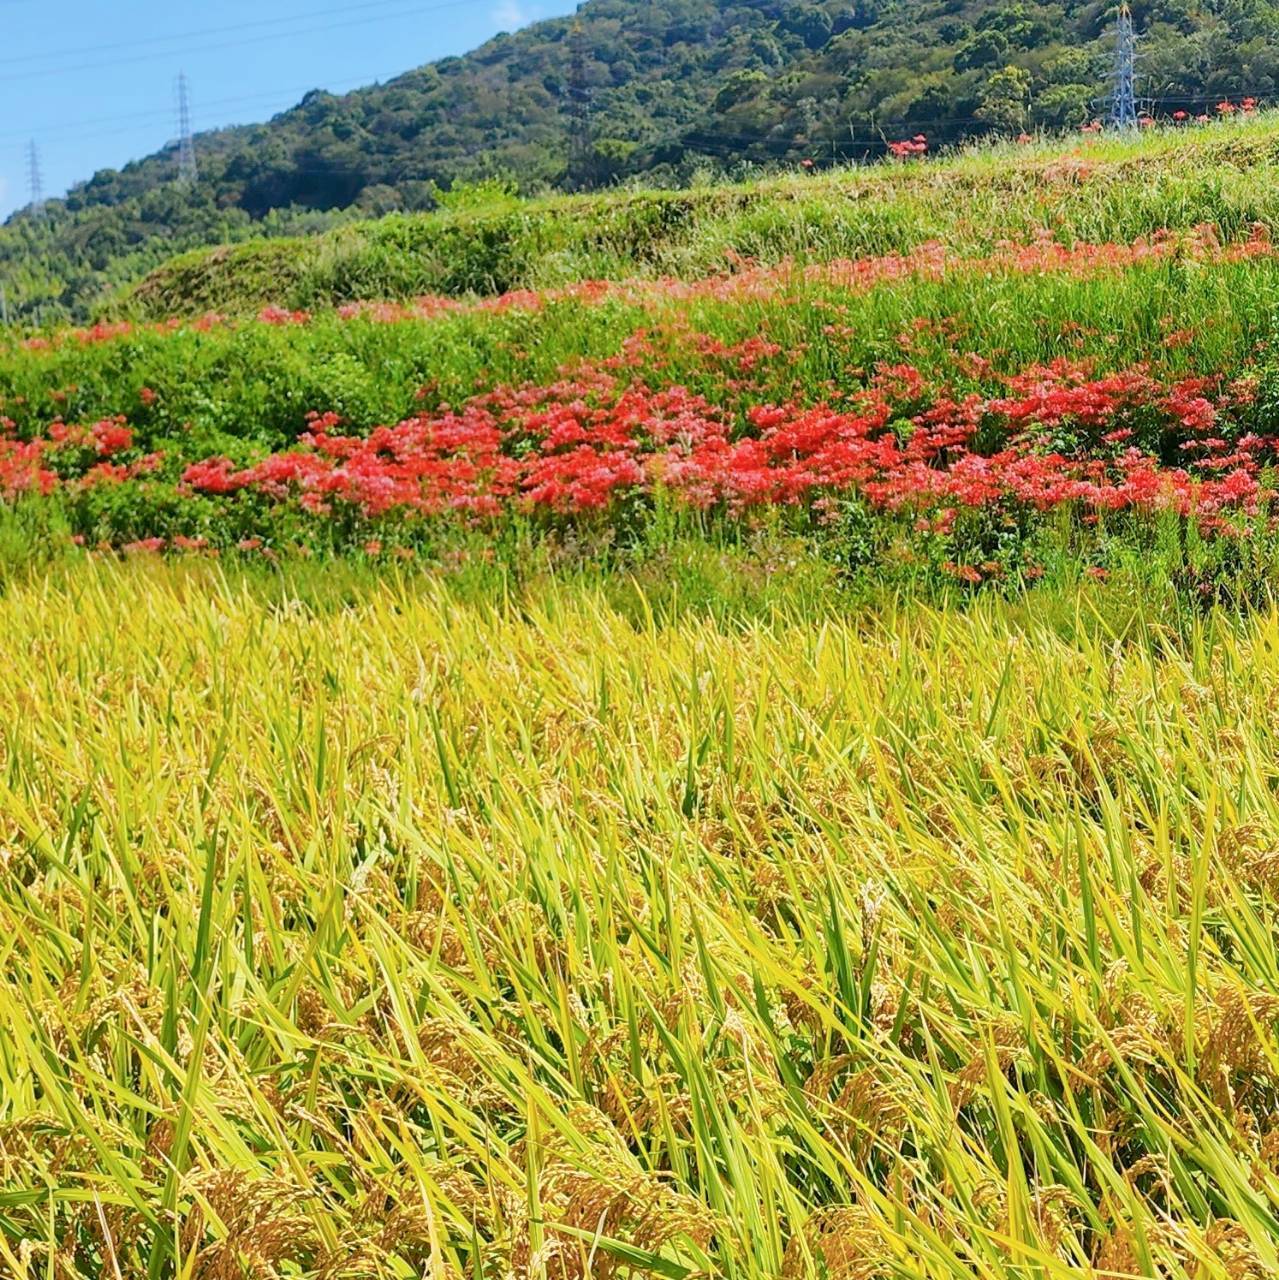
[
  {"xmin": 26, "ymin": 140, "xmax": 45, "ymax": 218},
  {"xmin": 565, "ymin": 22, "xmax": 594, "ymax": 189},
  {"xmin": 177, "ymin": 72, "xmax": 198, "ymax": 184},
  {"xmin": 1107, "ymin": 5, "xmax": 1139, "ymax": 130}
]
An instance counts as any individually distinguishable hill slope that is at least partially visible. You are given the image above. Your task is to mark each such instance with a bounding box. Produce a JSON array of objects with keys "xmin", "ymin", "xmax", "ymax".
[
  {"xmin": 120, "ymin": 119, "xmax": 1279, "ymax": 321},
  {"xmin": 6, "ymin": 0, "xmax": 1279, "ymax": 323}
]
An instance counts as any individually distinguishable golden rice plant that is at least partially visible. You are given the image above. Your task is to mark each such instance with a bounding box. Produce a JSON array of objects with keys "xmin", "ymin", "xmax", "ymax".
[{"xmin": 3, "ymin": 558, "xmax": 1279, "ymax": 1278}]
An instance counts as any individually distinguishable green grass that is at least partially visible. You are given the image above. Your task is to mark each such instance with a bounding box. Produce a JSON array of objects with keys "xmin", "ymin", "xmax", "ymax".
[
  {"xmin": 8, "ymin": 237, "xmax": 1279, "ymax": 447},
  {"xmin": 116, "ymin": 115, "xmax": 1279, "ymax": 321}
]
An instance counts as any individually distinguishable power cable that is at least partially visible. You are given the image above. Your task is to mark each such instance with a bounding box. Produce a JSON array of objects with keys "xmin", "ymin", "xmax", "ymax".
[
  {"xmin": 0, "ymin": 72, "xmax": 417, "ymax": 146},
  {"xmin": 0, "ymin": 0, "xmax": 478, "ymax": 83},
  {"xmin": 0, "ymin": 0, "xmax": 479, "ymax": 69}
]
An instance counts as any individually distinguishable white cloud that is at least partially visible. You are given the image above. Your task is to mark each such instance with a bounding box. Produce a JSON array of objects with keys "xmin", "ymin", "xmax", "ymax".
[{"xmin": 492, "ymin": 0, "xmax": 533, "ymax": 31}]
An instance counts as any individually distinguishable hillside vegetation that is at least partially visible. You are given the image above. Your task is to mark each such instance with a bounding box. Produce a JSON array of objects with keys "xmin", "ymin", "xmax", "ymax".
[
  {"xmin": 120, "ymin": 120, "xmax": 1279, "ymax": 320},
  {"xmin": 5, "ymin": 0, "xmax": 1279, "ymax": 322},
  {"xmin": 2, "ymin": 116, "xmax": 1279, "ymax": 586}
]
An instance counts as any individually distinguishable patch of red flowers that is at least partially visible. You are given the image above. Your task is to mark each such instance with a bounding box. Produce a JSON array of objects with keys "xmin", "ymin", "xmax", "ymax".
[
  {"xmin": 888, "ymin": 136, "xmax": 928, "ymax": 159},
  {"xmin": 14, "ymin": 227, "xmax": 1275, "ymax": 361},
  {"xmin": 8, "ymin": 316, "xmax": 1279, "ymax": 553},
  {"xmin": 164, "ymin": 355, "xmax": 1276, "ymax": 530}
]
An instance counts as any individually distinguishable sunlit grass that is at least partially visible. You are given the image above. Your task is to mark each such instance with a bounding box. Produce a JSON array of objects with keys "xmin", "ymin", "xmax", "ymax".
[
  {"xmin": 1, "ymin": 559, "xmax": 1278, "ymax": 1276},
  {"xmin": 116, "ymin": 112, "xmax": 1279, "ymax": 322}
]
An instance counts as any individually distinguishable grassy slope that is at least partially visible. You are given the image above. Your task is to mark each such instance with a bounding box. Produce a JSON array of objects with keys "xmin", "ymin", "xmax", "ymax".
[
  {"xmin": 14, "ymin": 0, "xmax": 1275, "ymax": 326},
  {"xmin": 3, "ymin": 560, "xmax": 1279, "ymax": 1277},
  {"xmin": 118, "ymin": 117, "xmax": 1279, "ymax": 321}
]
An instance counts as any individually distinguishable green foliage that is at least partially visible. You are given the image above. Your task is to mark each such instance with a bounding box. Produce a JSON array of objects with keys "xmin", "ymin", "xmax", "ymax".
[
  {"xmin": 428, "ymin": 176, "xmax": 523, "ymax": 213},
  {"xmin": 4, "ymin": 0, "xmax": 1279, "ymax": 323},
  {"xmin": 112, "ymin": 120, "xmax": 1279, "ymax": 320},
  {"xmin": 977, "ymin": 66, "xmax": 1033, "ymax": 131}
]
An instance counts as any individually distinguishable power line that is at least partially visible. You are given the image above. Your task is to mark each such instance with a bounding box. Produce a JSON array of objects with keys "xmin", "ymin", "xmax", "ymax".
[
  {"xmin": 4, "ymin": 68, "xmax": 1272, "ymax": 225},
  {"xmin": 0, "ymin": 71, "xmax": 417, "ymax": 146},
  {"xmin": 0, "ymin": 0, "xmax": 471, "ymax": 70},
  {"xmin": 0, "ymin": 0, "xmax": 477, "ymax": 84}
]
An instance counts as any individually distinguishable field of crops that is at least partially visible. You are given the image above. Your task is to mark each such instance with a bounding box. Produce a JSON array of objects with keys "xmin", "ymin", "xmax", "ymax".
[
  {"xmin": 7, "ymin": 119, "xmax": 1279, "ymax": 1278},
  {"xmin": 3, "ymin": 562, "xmax": 1279, "ymax": 1277}
]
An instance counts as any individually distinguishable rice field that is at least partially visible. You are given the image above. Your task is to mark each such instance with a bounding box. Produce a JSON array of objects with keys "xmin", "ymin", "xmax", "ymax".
[{"xmin": 2, "ymin": 560, "xmax": 1279, "ymax": 1277}]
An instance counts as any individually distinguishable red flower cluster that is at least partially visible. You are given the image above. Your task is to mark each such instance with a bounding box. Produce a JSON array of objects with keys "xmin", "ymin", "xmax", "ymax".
[
  {"xmin": 9, "ymin": 323, "xmax": 1277, "ymax": 548},
  {"xmin": 0, "ymin": 414, "xmax": 146, "ymax": 498},
  {"xmin": 169, "ymin": 355, "xmax": 1271, "ymax": 530},
  {"xmin": 258, "ymin": 306, "xmax": 312, "ymax": 326},
  {"xmin": 888, "ymin": 135, "xmax": 928, "ymax": 158},
  {"xmin": 0, "ymin": 419, "xmax": 55, "ymax": 499}
]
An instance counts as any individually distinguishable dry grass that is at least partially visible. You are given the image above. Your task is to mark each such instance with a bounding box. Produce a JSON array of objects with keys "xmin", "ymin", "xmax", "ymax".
[{"xmin": 3, "ymin": 560, "xmax": 1279, "ymax": 1277}]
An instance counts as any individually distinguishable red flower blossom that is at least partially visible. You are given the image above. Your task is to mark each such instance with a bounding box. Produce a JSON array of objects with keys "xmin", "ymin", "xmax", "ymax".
[{"xmin": 888, "ymin": 136, "xmax": 928, "ymax": 158}]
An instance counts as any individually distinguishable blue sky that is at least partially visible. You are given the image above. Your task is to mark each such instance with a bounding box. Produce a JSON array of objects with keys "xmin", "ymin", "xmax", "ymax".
[{"xmin": 0, "ymin": 0, "xmax": 578, "ymax": 219}]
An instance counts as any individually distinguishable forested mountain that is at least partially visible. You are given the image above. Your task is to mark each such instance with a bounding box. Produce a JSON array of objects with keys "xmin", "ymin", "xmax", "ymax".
[{"xmin": 6, "ymin": 0, "xmax": 1279, "ymax": 322}]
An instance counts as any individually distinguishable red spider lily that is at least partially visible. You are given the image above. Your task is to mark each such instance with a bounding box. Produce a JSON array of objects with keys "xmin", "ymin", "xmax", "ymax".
[
  {"xmin": 0, "ymin": 437, "xmax": 56, "ymax": 499},
  {"xmin": 888, "ymin": 136, "xmax": 928, "ymax": 158},
  {"xmin": 12, "ymin": 225, "xmax": 1279, "ymax": 554},
  {"xmin": 91, "ymin": 418, "xmax": 134, "ymax": 456},
  {"xmin": 9, "ymin": 228, "xmax": 1278, "ymax": 363},
  {"xmin": 258, "ymin": 306, "xmax": 312, "ymax": 326},
  {"xmin": 164, "ymin": 349, "xmax": 1275, "ymax": 532}
]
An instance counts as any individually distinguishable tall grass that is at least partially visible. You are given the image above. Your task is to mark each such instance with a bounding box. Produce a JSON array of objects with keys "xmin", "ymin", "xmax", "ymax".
[
  {"xmin": 8, "ymin": 250, "xmax": 1279, "ymax": 448},
  {"xmin": 118, "ymin": 115, "xmax": 1279, "ymax": 321},
  {"xmin": 3, "ymin": 560, "xmax": 1279, "ymax": 1277}
]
